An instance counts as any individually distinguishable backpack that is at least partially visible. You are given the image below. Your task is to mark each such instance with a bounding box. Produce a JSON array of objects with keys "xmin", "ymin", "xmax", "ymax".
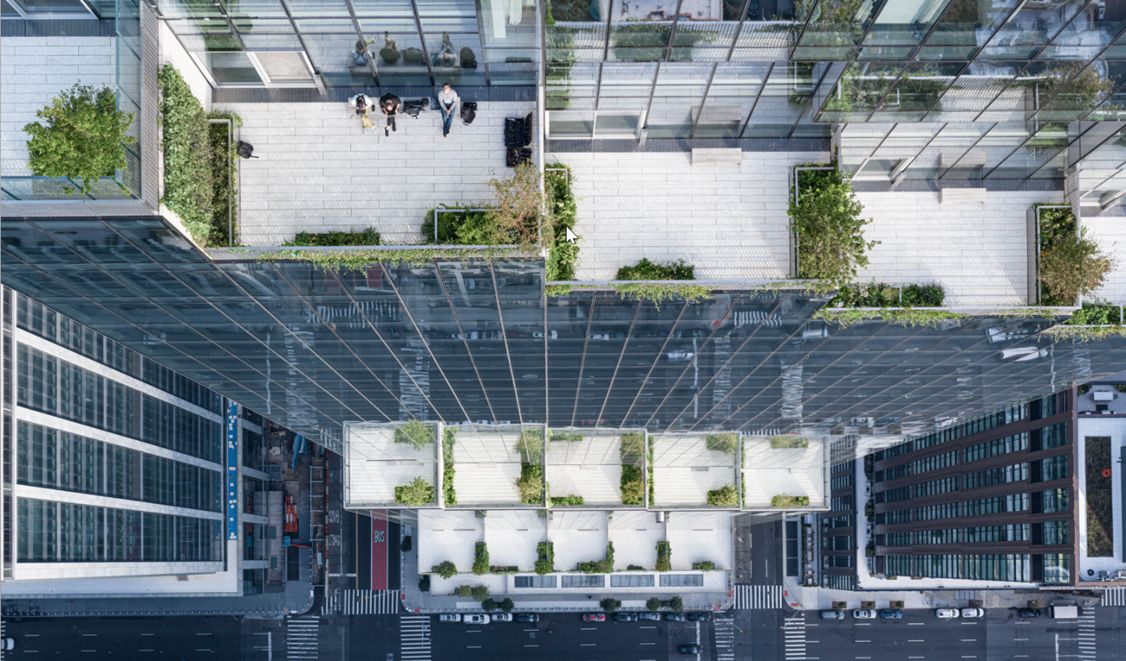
[
  {"xmin": 460, "ymin": 47, "xmax": 477, "ymax": 69},
  {"xmin": 460, "ymin": 101, "xmax": 477, "ymax": 125},
  {"xmin": 236, "ymin": 140, "xmax": 256, "ymax": 159}
]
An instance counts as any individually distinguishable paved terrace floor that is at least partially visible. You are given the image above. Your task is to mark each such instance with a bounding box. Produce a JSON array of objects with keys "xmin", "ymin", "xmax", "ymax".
[
  {"xmin": 1084, "ymin": 213, "xmax": 1126, "ymax": 303},
  {"xmin": 551, "ymin": 150, "xmax": 828, "ymax": 280},
  {"xmin": 215, "ymin": 100, "xmax": 535, "ymax": 246}
]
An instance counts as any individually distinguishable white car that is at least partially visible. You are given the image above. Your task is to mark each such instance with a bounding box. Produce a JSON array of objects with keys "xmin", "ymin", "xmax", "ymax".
[
  {"xmin": 2, "ymin": 638, "xmax": 14, "ymax": 651},
  {"xmin": 437, "ymin": 614, "xmax": 461, "ymax": 623},
  {"xmin": 464, "ymin": 614, "xmax": 491, "ymax": 625},
  {"xmin": 852, "ymin": 609, "xmax": 877, "ymax": 619},
  {"xmin": 936, "ymin": 608, "xmax": 960, "ymax": 619},
  {"xmin": 490, "ymin": 613, "xmax": 513, "ymax": 622},
  {"xmin": 960, "ymin": 608, "xmax": 984, "ymax": 618}
]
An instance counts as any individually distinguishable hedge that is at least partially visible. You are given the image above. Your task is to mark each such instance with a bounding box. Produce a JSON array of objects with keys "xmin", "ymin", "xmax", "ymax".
[
  {"xmin": 394, "ymin": 476, "xmax": 435, "ymax": 506},
  {"xmin": 615, "ymin": 258, "xmax": 695, "ymax": 281},
  {"xmin": 771, "ymin": 494, "xmax": 811, "ymax": 508},
  {"xmin": 473, "ymin": 542, "xmax": 490, "ymax": 575},
  {"xmin": 550, "ymin": 494, "xmax": 584, "ymax": 507},
  {"xmin": 432, "ymin": 561, "xmax": 457, "ymax": 578},
  {"xmin": 692, "ymin": 561, "xmax": 715, "ymax": 571},
  {"xmin": 831, "ymin": 282, "xmax": 945, "ymax": 308},
  {"xmin": 545, "ymin": 165, "xmax": 580, "ymax": 281},
  {"xmin": 770, "ymin": 435, "xmax": 809, "ymax": 449},
  {"xmin": 706, "ymin": 433, "xmax": 739, "ymax": 454},
  {"xmin": 656, "ymin": 541, "xmax": 671, "ymax": 572},
  {"xmin": 395, "ymin": 420, "xmax": 435, "ymax": 448},
  {"xmin": 421, "ymin": 207, "xmax": 495, "ymax": 244},
  {"xmin": 285, "ymin": 228, "xmax": 381, "ymax": 246},
  {"xmin": 707, "ymin": 484, "xmax": 739, "ymax": 507},
  {"xmin": 454, "ymin": 584, "xmax": 490, "ymax": 600},
  {"xmin": 443, "ymin": 428, "xmax": 457, "ymax": 506},
  {"xmin": 159, "ymin": 64, "xmax": 215, "ymax": 246},
  {"xmin": 535, "ymin": 542, "xmax": 554, "ymax": 575}
]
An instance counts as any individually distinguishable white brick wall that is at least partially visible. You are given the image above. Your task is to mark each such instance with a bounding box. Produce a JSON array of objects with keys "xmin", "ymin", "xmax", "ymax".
[
  {"xmin": 1, "ymin": 37, "xmax": 117, "ymax": 178},
  {"xmin": 853, "ymin": 189, "xmax": 1062, "ymax": 307},
  {"xmin": 215, "ymin": 101, "xmax": 535, "ymax": 246},
  {"xmin": 1082, "ymin": 214, "xmax": 1126, "ymax": 304},
  {"xmin": 552, "ymin": 150, "xmax": 828, "ymax": 280}
]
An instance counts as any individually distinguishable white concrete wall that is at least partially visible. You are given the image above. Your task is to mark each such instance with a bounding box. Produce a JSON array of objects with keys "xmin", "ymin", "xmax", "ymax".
[
  {"xmin": 1082, "ymin": 214, "xmax": 1126, "ymax": 304},
  {"xmin": 1, "ymin": 36, "xmax": 116, "ymax": 178},
  {"xmin": 158, "ymin": 21, "xmax": 212, "ymax": 110}
]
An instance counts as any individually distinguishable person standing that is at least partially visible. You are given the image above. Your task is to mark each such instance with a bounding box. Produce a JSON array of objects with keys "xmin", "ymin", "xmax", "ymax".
[
  {"xmin": 379, "ymin": 92, "xmax": 402, "ymax": 137},
  {"xmin": 437, "ymin": 83, "xmax": 460, "ymax": 138}
]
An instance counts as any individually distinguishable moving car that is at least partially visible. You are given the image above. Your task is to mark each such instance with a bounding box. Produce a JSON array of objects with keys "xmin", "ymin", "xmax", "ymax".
[
  {"xmin": 582, "ymin": 613, "xmax": 607, "ymax": 623},
  {"xmin": 464, "ymin": 614, "xmax": 491, "ymax": 625},
  {"xmin": 638, "ymin": 612, "xmax": 662, "ymax": 621},
  {"xmin": 686, "ymin": 612, "xmax": 712, "ymax": 622},
  {"xmin": 878, "ymin": 609, "xmax": 903, "ymax": 620},
  {"xmin": 852, "ymin": 609, "xmax": 877, "ymax": 619},
  {"xmin": 438, "ymin": 614, "xmax": 461, "ymax": 623},
  {"xmin": 490, "ymin": 613, "xmax": 513, "ymax": 622},
  {"xmin": 613, "ymin": 612, "xmax": 639, "ymax": 622},
  {"xmin": 1017, "ymin": 608, "xmax": 1041, "ymax": 618},
  {"xmin": 678, "ymin": 643, "xmax": 703, "ymax": 654},
  {"xmin": 960, "ymin": 608, "xmax": 984, "ymax": 618},
  {"xmin": 664, "ymin": 612, "xmax": 687, "ymax": 622},
  {"xmin": 513, "ymin": 613, "xmax": 540, "ymax": 623},
  {"xmin": 2, "ymin": 639, "xmax": 14, "ymax": 651},
  {"xmin": 819, "ymin": 610, "xmax": 845, "ymax": 620},
  {"xmin": 936, "ymin": 608, "xmax": 960, "ymax": 619}
]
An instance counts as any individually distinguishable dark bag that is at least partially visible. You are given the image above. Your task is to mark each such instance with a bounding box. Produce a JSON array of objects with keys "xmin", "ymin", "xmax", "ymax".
[
  {"xmin": 236, "ymin": 140, "xmax": 257, "ymax": 159},
  {"xmin": 402, "ymin": 98, "xmax": 428, "ymax": 118},
  {"xmin": 460, "ymin": 101, "xmax": 477, "ymax": 125},
  {"xmin": 459, "ymin": 47, "xmax": 477, "ymax": 69}
]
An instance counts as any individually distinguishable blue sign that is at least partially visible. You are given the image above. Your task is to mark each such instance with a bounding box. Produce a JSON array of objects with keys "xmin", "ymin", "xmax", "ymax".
[{"xmin": 226, "ymin": 401, "xmax": 239, "ymax": 541}]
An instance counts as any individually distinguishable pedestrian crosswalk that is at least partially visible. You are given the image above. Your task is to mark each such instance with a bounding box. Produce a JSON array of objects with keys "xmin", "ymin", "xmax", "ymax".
[
  {"xmin": 286, "ymin": 616, "xmax": 320, "ymax": 661},
  {"xmin": 1077, "ymin": 606, "xmax": 1096, "ymax": 661},
  {"xmin": 323, "ymin": 588, "xmax": 402, "ymax": 615},
  {"xmin": 1102, "ymin": 586, "xmax": 1126, "ymax": 607},
  {"xmin": 713, "ymin": 615, "xmax": 736, "ymax": 661},
  {"xmin": 734, "ymin": 584, "xmax": 783, "ymax": 610},
  {"xmin": 400, "ymin": 615, "xmax": 432, "ymax": 661},
  {"xmin": 783, "ymin": 614, "xmax": 807, "ymax": 660}
]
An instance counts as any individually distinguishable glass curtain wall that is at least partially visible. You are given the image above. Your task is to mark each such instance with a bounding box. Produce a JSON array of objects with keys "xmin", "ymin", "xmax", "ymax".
[{"xmin": 156, "ymin": 0, "xmax": 539, "ymax": 88}]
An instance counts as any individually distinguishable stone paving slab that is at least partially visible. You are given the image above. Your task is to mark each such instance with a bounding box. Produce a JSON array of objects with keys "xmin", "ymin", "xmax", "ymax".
[
  {"xmin": 1083, "ymin": 213, "xmax": 1126, "ymax": 303},
  {"xmin": 214, "ymin": 100, "xmax": 535, "ymax": 246}
]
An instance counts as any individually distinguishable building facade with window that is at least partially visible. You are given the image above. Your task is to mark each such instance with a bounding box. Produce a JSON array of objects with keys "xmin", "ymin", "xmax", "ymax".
[{"xmin": 0, "ymin": 285, "xmax": 279, "ymax": 597}]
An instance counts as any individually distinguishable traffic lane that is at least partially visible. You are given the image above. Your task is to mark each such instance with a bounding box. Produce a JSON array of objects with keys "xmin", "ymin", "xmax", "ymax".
[
  {"xmin": 430, "ymin": 614, "xmax": 691, "ymax": 661},
  {"xmin": 6, "ymin": 616, "xmax": 242, "ymax": 658},
  {"xmin": 746, "ymin": 520, "xmax": 782, "ymax": 584},
  {"xmin": 804, "ymin": 610, "xmax": 986, "ymax": 661},
  {"xmin": 985, "ymin": 608, "xmax": 1076, "ymax": 660}
]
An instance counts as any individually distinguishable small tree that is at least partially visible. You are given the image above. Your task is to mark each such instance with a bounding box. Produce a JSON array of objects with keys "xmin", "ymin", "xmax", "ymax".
[
  {"xmin": 790, "ymin": 167, "xmax": 877, "ymax": 289},
  {"xmin": 669, "ymin": 596, "xmax": 684, "ymax": 612},
  {"xmin": 473, "ymin": 542, "xmax": 490, "ymax": 575},
  {"xmin": 432, "ymin": 561, "xmax": 457, "ymax": 579},
  {"xmin": 486, "ymin": 163, "xmax": 545, "ymax": 247},
  {"xmin": 498, "ymin": 598, "xmax": 515, "ymax": 613},
  {"xmin": 1039, "ymin": 231, "xmax": 1113, "ymax": 305},
  {"xmin": 646, "ymin": 597, "xmax": 662, "ymax": 612},
  {"xmin": 600, "ymin": 598, "xmax": 621, "ymax": 613},
  {"xmin": 470, "ymin": 584, "xmax": 491, "ymax": 601},
  {"xmin": 482, "ymin": 598, "xmax": 498, "ymax": 611},
  {"xmin": 23, "ymin": 84, "xmax": 135, "ymax": 195},
  {"xmin": 394, "ymin": 476, "xmax": 435, "ymax": 506}
]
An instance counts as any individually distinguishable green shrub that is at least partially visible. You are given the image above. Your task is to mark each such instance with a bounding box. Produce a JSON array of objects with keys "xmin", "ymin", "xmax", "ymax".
[
  {"xmin": 646, "ymin": 597, "xmax": 662, "ymax": 611},
  {"xmin": 1039, "ymin": 207, "xmax": 1075, "ymax": 251},
  {"xmin": 771, "ymin": 494, "xmax": 811, "ymax": 508},
  {"xmin": 901, "ymin": 283, "xmax": 944, "ymax": 307},
  {"xmin": 619, "ymin": 464, "xmax": 645, "ymax": 506},
  {"xmin": 770, "ymin": 435, "xmax": 809, "ymax": 449},
  {"xmin": 519, "ymin": 427, "xmax": 544, "ymax": 463},
  {"xmin": 832, "ymin": 282, "xmax": 899, "ymax": 307},
  {"xmin": 443, "ymin": 428, "xmax": 457, "ymax": 506},
  {"xmin": 395, "ymin": 420, "xmax": 435, "ymax": 448},
  {"xmin": 482, "ymin": 598, "xmax": 498, "ymax": 611},
  {"xmin": 550, "ymin": 494, "xmax": 584, "ymax": 507},
  {"xmin": 545, "ymin": 165, "xmax": 580, "ymax": 281},
  {"xmin": 489, "ymin": 565, "xmax": 519, "ymax": 573},
  {"xmin": 418, "ymin": 575, "xmax": 430, "ymax": 592},
  {"xmin": 707, "ymin": 484, "xmax": 739, "ymax": 506},
  {"xmin": 668, "ymin": 596, "xmax": 683, "ymax": 612},
  {"xmin": 692, "ymin": 561, "xmax": 715, "ymax": 571},
  {"xmin": 790, "ymin": 167, "xmax": 877, "ymax": 288},
  {"xmin": 656, "ymin": 541, "xmax": 671, "ymax": 572},
  {"xmin": 517, "ymin": 464, "xmax": 545, "ymax": 504},
  {"xmin": 600, "ymin": 598, "xmax": 621, "ymax": 613},
  {"xmin": 394, "ymin": 476, "xmax": 435, "ymax": 506},
  {"xmin": 473, "ymin": 542, "xmax": 490, "ymax": 575},
  {"xmin": 498, "ymin": 598, "xmax": 515, "ymax": 613},
  {"xmin": 432, "ymin": 561, "xmax": 457, "ymax": 578},
  {"xmin": 454, "ymin": 584, "xmax": 490, "ymax": 600},
  {"xmin": 620, "ymin": 432, "xmax": 645, "ymax": 459},
  {"xmin": 207, "ymin": 113, "xmax": 240, "ymax": 246},
  {"xmin": 535, "ymin": 542, "xmax": 554, "ymax": 575},
  {"xmin": 286, "ymin": 228, "xmax": 380, "ymax": 246},
  {"xmin": 546, "ymin": 241, "xmax": 579, "ymax": 281},
  {"xmin": 549, "ymin": 430, "xmax": 584, "ymax": 442},
  {"xmin": 1040, "ymin": 231, "xmax": 1113, "ymax": 305},
  {"xmin": 23, "ymin": 83, "xmax": 135, "ymax": 196},
  {"xmin": 616, "ymin": 258, "xmax": 695, "ymax": 281},
  {"xmin": 647, "ymin": 436, "xmax": 656, "ymax": 506},
  {"xmin": 159, "ymin": 65, "xmax": 215, "ymax": 245},
  {"xmin": 575, "ymin": 542, "xmax": 614, "ymax": 573},
  {"xmin": 627, "ymin": 564, "xmax": 645, "ymax": 571},
  {"xmin": 706, "ymin": 433, "xmax": 739, "ymax": 455},
  {"xmin": 1067, "ymin": 302, "xmax": 1124, "ymax": 326}
]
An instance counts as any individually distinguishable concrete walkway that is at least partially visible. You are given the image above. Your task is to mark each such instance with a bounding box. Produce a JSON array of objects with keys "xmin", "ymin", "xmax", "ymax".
[
  {"xmin": 782, "ymin": 576, "xmax": 1102, "ymax": 611},
  {"xmin": 215, "ymin": 100, "xmax": 535, "ymax": 246}
]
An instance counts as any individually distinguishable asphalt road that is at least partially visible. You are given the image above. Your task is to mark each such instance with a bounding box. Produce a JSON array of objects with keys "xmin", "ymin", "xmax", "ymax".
[
  {"xmin": 430, "ymin": 612, "xmax": 707, "ymax": 661},
  {"xmin": 2, "ymin": 616, "xmax": 244, "ymax": 659},
  {"xmin": 735, "ymin": 517, "xmax": 783, "ymax": 585}
]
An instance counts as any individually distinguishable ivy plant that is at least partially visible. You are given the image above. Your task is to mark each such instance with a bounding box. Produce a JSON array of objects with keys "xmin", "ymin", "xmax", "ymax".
[{"xmin": 23, "ymin": 83, "xmax": 135, "ymax": 195}]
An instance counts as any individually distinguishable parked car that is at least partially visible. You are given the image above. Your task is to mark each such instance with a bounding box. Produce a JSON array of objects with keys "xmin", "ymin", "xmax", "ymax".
[
  {"xmin": 582, "ymin": 613, "xmax": 606, "ymax": 623},
  {"xmin": 1017, "ymin": 608, "xmax": 1042, "ymax": 618},
  {"xmin": 936, "ymin": 608, "xmax": 960, "ymax": 619},
  {"xmin": 686, "ymin": 612, "xmax": 712, "ymax": 622},
  {"xmin": 638, "ymin": 612, "xmax": 662, "ymax": 621},
  {"xmin": 664, "ymin": 612, "xmax": 687, "ymax": 622},
  {"xmin": 878, "ymin": 609, "xmax": 903, "ymax": 620},
  {"xmin": 2, "ymin": 639, "xmax": 13, "ymax": 651},
  {"xmin": 678, "ymin": 643, "xmax": 703, "ymax": 654},
  {"xmin": 490, "ymin": 613, "xmax": 513, "ymax": 622},
  {"xmin": 613, "ymin": 612, "xmax": 639, "ymax": 622},
  {"xmin": 819, "ymin": 610, "xmax": 846, "ymax": 620},
  {"xmin": 438, "ymin": 614, "xmax": 461, "ymax": 623},
  {"xmin": 960, "ymin": 608, "xmax": 984, "ymax": 619},
  {"xmin": 852, "ymin": 609, "xmax": 877, "ymax": 619},
  {"xmin": 464, "ymin": 614, "xmax": 491, "ymax": 625},
  {"xmin": 513, "ymin": 613, "xmax": 540, "ymax": 623}
]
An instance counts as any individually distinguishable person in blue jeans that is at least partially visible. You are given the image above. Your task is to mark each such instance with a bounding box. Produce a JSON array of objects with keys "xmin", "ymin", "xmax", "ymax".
[{"xmin": 437, "ymin": 83, "xmax": 461, "ymax": 137}]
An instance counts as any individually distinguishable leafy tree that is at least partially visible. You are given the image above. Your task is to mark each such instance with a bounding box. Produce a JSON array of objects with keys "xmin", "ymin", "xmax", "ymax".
[
  {"xmin": 482, "ymin": 598, "xmax": 498, "ymax": 611},
  {"xmin": 394, "ymin": 476, "xmax": 435, "ymax": 506},
  {"xmin": 790, "ymin": 168, "xmax": 877, "ymax": 289},
  {"xmin": 473, "ymin": 542, "xmax": 490, "ymax": 575},
  {"xmin": 669, "ymin": 596, "xmax": 684, "ymax": 612},
  {"xmin": 706, "ymin": 484, "xmax": 739, "ymax": 506},
  {"xmin": 470, "ymin": 585, "xmax": 490, "ymax": 601},
  {"xmin": 600, "ymin": 598, "xmax": 621, "ymax": 613},
  {"xmin": 432, "ymin": 561, "xmax": 457, "ymax": 579},
  {"xmin": 485, "ymin": 163, "xmax": 545, "ymax": 247},
  {"xmin": 1040, "ymin": 231, "xmax": 1113, "ymax": 305},
  {"xmin": 646, "ymin": 597, "xmax": 662, "ymax": 612},
  {"xmin": 498, "ymin": 598, "xmax": 515, "ymax": 613},
  {"xmin": 23, "ymin": 84, "xmax": 135, "ymax": 195}
]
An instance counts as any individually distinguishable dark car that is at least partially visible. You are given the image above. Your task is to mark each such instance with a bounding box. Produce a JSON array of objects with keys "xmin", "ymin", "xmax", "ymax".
[
  {"xmin": 582, "ymin": 613, "xmax": 606, "ymax": 623},
  {"xmin": 878, "ymin": 609, "xmax": 903, "ymax": 620},
  {"xmin": 513, "ymin": 613, "xmax": 540, "ymax": 623},
  {"xmin": 638, "ymin": 612, "xmax": 662, "ymax": 621},
  {"xmin": 686, "ymin": 612, "xmax": 712, "ymax": 622},
  {"xmin": 664, "ymin": 612, "xmax": 687, "ymax": 622},
  {"xmin": 678, "ymin": 643, "xmax": 703, "ymax": 654},
  {"xmin": 613, "ymin": 612, "xmax": 639, "ymax": 622},
  {"xmin": 1017, "ymin": 608, "xmax": 1042, "ymax": 618}
]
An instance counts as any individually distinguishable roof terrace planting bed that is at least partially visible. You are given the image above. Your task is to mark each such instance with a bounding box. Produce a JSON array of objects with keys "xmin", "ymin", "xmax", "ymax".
[
  {"xmin": 546, "ymin": 428, "xmax": 646, "ymax": 507},
  {"xmin": 343, "ymin": 421, "xmax": 440, "ymax": 508},
  {"xmin": 650, "ymin": 433, "xmax": 740, "ymax": 508},
  {"xmin": 741, "ymin": 435, "xmax": 827, "ymax": 510},
  {"xmin": 448, "ymin": 424, "xmax": 545, "ymax": 507}
]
